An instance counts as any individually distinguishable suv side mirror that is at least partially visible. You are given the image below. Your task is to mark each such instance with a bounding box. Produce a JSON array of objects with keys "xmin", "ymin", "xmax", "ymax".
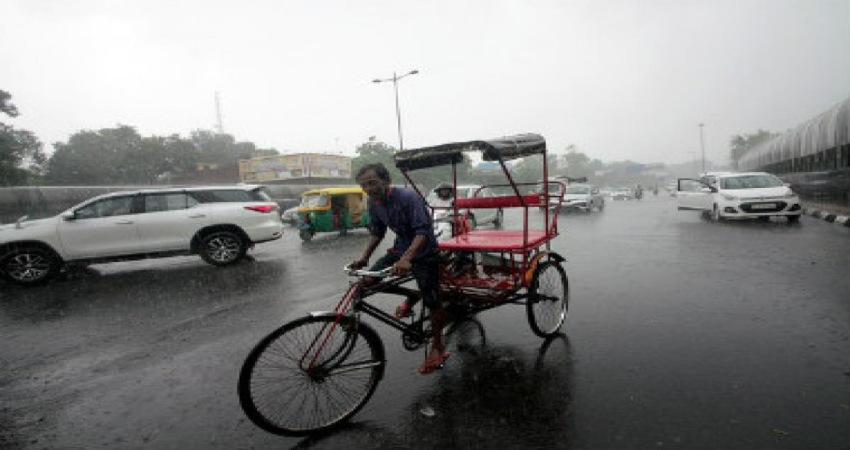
[{"xmin": 61, "ymin": 212, "xmax": 76, "ymax": 221}]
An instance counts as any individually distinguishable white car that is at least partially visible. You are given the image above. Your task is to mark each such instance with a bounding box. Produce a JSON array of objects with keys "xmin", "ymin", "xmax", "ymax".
[
  {"xmin": 677, "ymin": 172, "xmax": 802, "ymax": 222},
  {"xmin": 559, "ymin": 184, "xmax": 605, "ymax": 212},
  {"xmin": 0, "ymin": 185, "xmax": 284, "ymax": 286},
  {"xmin": 425, "ymin": 184, "xmax": 503, "ymax": 229},
  {"xmin": 281, "ymin": 206, "xmax": 299, "ymax": 226},
  {"xmin": 612, "ymin": 188, "xmax": 633, "ymax": 201}
]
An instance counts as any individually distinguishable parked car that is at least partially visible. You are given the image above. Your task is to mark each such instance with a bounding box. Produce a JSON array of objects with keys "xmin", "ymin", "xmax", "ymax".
[
  {"xmin": 677, "ymin": 172, "xmax": 802, "ymax": 222},
  {"xmin": 559, "ymin": 184, "xmax": 605, "ymax": 212},
  {"xmin": 612, "ymin": 187, "xmax": 633, "ymax": 201},
  {"xmin": 425, "ymin": 184, "xmax": 503, "ymax": 228},
  {"xmin": 0, "ymin": 185, "xmax": 284, "ymax": 286}
]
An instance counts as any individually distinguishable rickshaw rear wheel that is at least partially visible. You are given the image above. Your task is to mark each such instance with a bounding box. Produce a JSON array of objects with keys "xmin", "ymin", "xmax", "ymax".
[
  {"xmin": 526, "ymin": 261, "xmax": 569, "ymax": 337},
  {"xmin": 299, "ymin": 230, "xmax": 314, "ymax": 241}
]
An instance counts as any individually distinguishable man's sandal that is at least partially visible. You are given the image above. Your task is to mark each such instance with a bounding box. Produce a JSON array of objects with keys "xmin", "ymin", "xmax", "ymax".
[
  {"xmin": 418, "ymin": 348, "xmax": 450, "ymax": 375},
  {"xmin": 394, "ymin": 297, "xmax": 417, "ymax": 319}
]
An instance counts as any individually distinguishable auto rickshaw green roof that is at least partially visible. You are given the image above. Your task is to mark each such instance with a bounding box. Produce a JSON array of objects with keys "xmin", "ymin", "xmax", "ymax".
[{"xmin": 301, "ymin": 186, "xmax": 365, "ymax": 196}]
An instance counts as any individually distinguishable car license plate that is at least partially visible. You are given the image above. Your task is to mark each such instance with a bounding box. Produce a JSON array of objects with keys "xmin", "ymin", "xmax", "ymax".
[{"xmin": 751, "ymin": 203, "xmax": 775, "ymax": 210}]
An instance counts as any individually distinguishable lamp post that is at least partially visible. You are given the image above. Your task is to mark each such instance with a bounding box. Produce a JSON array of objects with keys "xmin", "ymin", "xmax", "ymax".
[
  {"xmin": 698, "ymin": 122, "xmax": 706, "ymax": 174},
  {"xmin": 373, "ymin": 70, "xmax": 419, "ymax": 151}
]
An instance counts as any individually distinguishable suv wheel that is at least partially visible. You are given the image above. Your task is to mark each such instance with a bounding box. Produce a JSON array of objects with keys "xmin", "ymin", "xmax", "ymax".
[
  {"xmin": 1, "ymin": 246, "xmax": 62, "ymax": 286},
  {"xmin": 199, "ymin": 231, "xmax": 246, "ymax": 266}
]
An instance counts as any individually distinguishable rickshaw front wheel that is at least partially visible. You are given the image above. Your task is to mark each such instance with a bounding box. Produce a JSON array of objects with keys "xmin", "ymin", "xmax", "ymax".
[
  {"xmin": 299, "ymin": 230, "xmax": 314, "ymax": 241},
  {"xmin": 526, "ymin": 261, "xmax": 569, "ymax": 337},
  {"xmin": 238, "ymin": 315, "xmax": 386, "ymax": 436}
]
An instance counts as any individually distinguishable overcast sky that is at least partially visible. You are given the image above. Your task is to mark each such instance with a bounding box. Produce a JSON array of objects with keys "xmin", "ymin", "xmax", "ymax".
[{"xmin": 3, "ymin": 0, "xmax": 849, "ymax": 166}]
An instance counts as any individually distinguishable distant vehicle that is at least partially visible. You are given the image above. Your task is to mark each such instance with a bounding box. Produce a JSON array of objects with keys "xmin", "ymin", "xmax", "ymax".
[
  {"xmin": 281, "ymin": 206, "xmax": 299, "ymax": 225},
  {"xmin": 296, "ymin": 187, "xmax": 369, "ymax": 241},
  {"xmin": 677, "ymin": 171, "xmax": 802, "ymax": 222},
  {"xmin": 559, "ymin": 184, "xmax": 605, "ymax": 212},
  {"xmin": 425, "ymin": 184, "xmax": 503, "ymax": 228},
  {"xmin": 612, "ymin": 187, "xmax": 633, "ymax": 201},
  {"xmin": 0, "ymin": 185, "xmax": 284, "ymax": 286}
]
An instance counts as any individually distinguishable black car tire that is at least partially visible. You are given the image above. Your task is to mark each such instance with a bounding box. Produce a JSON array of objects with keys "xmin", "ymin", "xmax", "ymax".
[
  {"xmin": 199, "ymin": 231, "xmax": 247, "ymax": 266},
  {"xmin": 0, "ymin": 246, "xmax": 63, "ymax": 286}
]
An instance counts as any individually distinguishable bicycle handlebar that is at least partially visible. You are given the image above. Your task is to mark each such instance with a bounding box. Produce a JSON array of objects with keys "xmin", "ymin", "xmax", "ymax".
[{"xmin": 344, "ymin": 264, "xmax": 393, "ymax": 278}]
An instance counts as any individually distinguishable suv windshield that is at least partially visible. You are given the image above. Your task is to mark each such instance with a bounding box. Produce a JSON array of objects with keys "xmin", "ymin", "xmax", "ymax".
[
  {"xmin": 566, "ymin": 186, "xmax": 590, "ymax": 194},
  {"xmin": 720, "ymin": 175, "xmax": 783, "ymax": 190}
]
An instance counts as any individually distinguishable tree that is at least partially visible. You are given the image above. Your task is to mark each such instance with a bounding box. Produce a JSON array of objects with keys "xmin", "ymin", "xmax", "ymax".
[
  {"xmin": 352, "ymin": 137, "xmax": 402, "ymax": 182},
  {"xmin": 1, "ymin": 90, "xmax": 20, "ymax": 117},
  {"xmin": 729, "ymin": 129, "xmax": 780, "ymax": 169},
  {"xmin": 0, "ymin": 90, "xmax": 46, "ymax": 186},
  {"xmin": 45, "ymin": 125, "xmax": 146, "ymax": 185},
  {"xmin": 190, "ymin": 130, "xmax": 264, "ymax": 182}
]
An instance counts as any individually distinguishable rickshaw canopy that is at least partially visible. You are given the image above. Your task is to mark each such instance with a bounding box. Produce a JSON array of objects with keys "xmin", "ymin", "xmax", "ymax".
[{"xmin": 394, "ymin": 133, "xmax": 546, "ymax": 172}]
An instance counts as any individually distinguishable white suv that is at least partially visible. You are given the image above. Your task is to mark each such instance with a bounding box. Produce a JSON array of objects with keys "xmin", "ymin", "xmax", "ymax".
[{"xmin": 0, "ymin": 185, "xmax": 284, "ymax": 286}]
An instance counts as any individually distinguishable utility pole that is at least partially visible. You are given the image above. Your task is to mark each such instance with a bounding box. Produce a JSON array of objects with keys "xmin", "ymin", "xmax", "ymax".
[
  {"xmin": 373, "ymin": 70, "xmax": 419, "ymax": 151},
  {"xmin": 215, "ymin": 92, "xmax": 225, "ymax": 134},
  {"xmin": 699, "ymin": 123, "xmax": 706, "ymax": 174}
]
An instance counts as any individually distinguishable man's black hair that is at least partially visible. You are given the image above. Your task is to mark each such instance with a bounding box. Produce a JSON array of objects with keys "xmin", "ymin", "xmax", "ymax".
[{"xmin": 355, "ymin": 163, "xmax": 391, "ymax": 182}]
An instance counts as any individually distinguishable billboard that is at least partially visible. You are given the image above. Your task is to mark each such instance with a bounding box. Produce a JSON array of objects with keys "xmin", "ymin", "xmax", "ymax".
[{"xmin": 239, "ymin": 153, "xmax": 352, "ymax": 182}]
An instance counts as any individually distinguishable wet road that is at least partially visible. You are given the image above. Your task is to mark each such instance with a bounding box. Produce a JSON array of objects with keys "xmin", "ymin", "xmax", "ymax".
[{"xmin": 2, "ymin": 195, "xmax": 849, "ymax": 449}]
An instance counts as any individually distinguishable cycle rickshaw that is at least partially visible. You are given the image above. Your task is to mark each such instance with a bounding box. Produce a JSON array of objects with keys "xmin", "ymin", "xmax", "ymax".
[{"xmin": 238, "ymin": 133, "xmax": 570, "ymax": 436}]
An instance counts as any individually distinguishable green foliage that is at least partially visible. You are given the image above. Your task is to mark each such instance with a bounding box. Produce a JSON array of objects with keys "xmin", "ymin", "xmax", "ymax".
[
  {"xmin": 43, "ymin": 126, "xmax": 270, "ymax": 185},
  {"xmin": 0, "ymin": 90, "xmax": 20, "ymax": 118},
  {"xmin": 351, "ymin": 138, "xmax": 402, "ymax": 182},
  {"xmin": 0, "ymin": 90, "xmax": 46, "ymax": 186},
  {"xmin": 729, "ymin": 129, "xmax": 780, "ymax": 169},
  {"xmin": 45, "ymin": 125, "xmax": 144, "ymax": 185},
  {"xmin": 351, "ymin": 137, "xmax": 477, "ymax": 191}
]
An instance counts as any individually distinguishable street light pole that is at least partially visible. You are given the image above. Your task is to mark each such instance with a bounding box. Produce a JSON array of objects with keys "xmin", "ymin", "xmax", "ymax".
[
  {"xmin": 373, "ymin": 70, "xmax": 419, "ymax": 151},
  {"xmin": 698, "ymin": 123, "xmax": 706, "ymax": 174}
]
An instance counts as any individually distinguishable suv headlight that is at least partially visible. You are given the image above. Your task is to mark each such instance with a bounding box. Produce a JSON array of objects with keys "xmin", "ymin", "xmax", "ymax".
[
  {"xmin": 783, "ymin": 191, "xmax": 797, "ymax": 199},
  {"xmin": 721, "ymin": 193, "xmax": 738, "ymax": 201}
]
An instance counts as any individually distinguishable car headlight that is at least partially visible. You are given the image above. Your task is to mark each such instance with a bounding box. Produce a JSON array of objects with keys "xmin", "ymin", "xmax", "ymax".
[
  {"xmin": 721, "ymin": 193, "xmax": 738, "ymax": 201},
  {"xmin": 783, "ymin": 191, "xmax": 797, "ymax": 199}
]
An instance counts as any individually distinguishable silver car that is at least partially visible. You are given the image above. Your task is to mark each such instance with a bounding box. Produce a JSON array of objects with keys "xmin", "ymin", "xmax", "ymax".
[{"xmin": 560, "ymin": 184, "xmax": 605, "ymax": 212}]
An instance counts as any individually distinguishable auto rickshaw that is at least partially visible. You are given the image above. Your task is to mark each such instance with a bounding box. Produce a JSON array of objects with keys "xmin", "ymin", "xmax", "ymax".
[{"xmin": 296, "ymin": 186, "xmax": 370, "ymax": 241}]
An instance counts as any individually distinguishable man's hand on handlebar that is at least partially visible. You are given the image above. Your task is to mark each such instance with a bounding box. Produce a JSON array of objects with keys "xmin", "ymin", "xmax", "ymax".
[{"xmin": 392, "ymin": 258, "xmax": 412, "ymax": 277}]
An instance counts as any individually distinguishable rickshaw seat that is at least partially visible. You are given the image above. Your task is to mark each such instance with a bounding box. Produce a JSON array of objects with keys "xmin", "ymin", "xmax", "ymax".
[{"xmin": 438, "ymin": 230, "xmax": 551, "ymax": 252}]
